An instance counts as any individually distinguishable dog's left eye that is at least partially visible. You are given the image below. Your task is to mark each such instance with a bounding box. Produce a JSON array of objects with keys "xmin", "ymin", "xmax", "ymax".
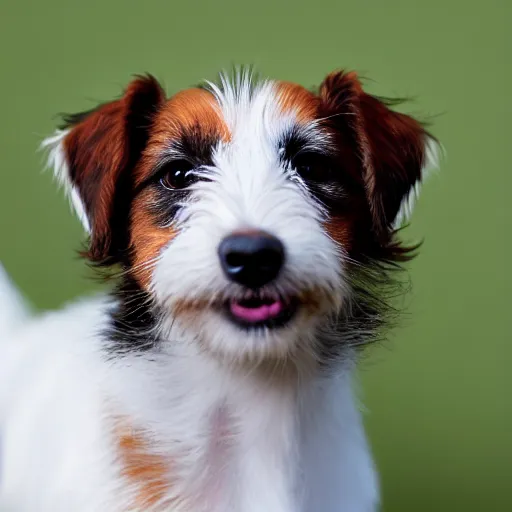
[
  {"xmin": 159, "ymin": 160, "xmax": 198, "ymax": 190},
  {"xmin": 292, "ymin": 153, "xmax": 334, "ymax": 183}
]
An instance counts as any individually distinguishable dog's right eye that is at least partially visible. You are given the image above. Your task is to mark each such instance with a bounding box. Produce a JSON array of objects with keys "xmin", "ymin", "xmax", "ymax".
[{"xmin": 159, "ymin": 160, "xmax": 198, "ymax": 190}]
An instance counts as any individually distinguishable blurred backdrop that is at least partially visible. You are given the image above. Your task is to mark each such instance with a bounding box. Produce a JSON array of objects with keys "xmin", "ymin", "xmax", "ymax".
[{"xmin": 0, "ymin": 0, "xmax": 509, "ymax": 510}]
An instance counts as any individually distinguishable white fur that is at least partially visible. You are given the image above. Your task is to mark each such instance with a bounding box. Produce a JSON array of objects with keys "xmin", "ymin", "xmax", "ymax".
[
  {"xmin": 152, "ymin": 78, "xmax": 344, "ymax": 362},
  {"xmin": 0, "ymin": 298, "xmax": 124, "ymax": 511},
  {"xmin": 0, "ymin": 264, "xmax": 28, "ymax": 342},
  {"xmin": 1, "ymin": 74, "xmax": 379, "ymax": 511},
  {"xmin": 392, "ymin": 135, "xmax": 441, "ymax": 229},
  {"xmin": 41, "ymin": 129, "xmax": 91, "ymax": 233},
  {"xmin": 0, "ymin": 298, "xmax": 377, "ymax": 511}
]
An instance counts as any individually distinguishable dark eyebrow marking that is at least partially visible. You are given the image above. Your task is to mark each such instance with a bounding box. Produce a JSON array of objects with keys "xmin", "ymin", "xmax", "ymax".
[
  {"xmin": 137, "ymin": 125, "xmax": 221, "ymax": 190},
  {"xmin": 173, "ymin": 123, "xmax": 220, "ymax": 165},
  {"xmin": 278, "ymin": 125, "xmax": 332, "ymax": 165}
]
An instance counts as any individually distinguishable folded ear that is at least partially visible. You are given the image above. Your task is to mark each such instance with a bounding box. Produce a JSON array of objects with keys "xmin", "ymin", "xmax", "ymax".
[
  {"xmin": 44, "ymin": 75, "xmax": 165, "ymax": 264},
  {"xmin": 319, "ymin": 71, "xmax": 437, "ymax": 240}
]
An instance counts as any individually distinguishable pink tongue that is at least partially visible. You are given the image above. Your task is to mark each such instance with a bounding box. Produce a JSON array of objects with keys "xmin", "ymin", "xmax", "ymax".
[{"xmin": 230, "ymin": 300, "xmax": 283, "ymax": 323}]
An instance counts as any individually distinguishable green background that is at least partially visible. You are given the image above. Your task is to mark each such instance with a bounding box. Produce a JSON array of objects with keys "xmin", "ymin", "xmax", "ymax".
[{"xmin": 0, "ymin": 1, "xmax": 509, "ymax": 510}]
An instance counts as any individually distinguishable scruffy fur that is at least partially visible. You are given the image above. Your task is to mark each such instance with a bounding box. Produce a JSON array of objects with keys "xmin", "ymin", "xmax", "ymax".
[{"xmin": 0, "ymin": 69, "xmax": 438, "ymax": 511}]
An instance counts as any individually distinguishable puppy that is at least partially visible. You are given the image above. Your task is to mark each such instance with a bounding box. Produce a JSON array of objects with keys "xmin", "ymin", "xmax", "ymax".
[{"xmin": 0, "ymin": 69, "xmax": 437, "ymax": 511}]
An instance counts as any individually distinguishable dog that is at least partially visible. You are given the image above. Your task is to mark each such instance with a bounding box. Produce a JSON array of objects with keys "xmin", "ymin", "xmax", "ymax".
[{"xmin": 0, "ymin": 69, "xmax": 438, "ymax": 511}]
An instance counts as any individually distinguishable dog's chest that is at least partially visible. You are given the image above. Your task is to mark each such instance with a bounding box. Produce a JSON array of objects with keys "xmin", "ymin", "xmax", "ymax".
[{"xmin": 114, "ymin": 381, "xmax": 301, "ymax": 512}]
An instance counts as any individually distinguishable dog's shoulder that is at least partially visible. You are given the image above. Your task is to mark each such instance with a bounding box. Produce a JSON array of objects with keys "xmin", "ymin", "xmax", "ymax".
[{"xmin": 0, "ymin": 295, "xmax": 125, "ymax": 510}]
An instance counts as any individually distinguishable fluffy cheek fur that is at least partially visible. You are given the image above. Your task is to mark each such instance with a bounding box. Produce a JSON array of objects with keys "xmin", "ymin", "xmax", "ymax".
[{"xmin": 148, "ymin": 170, "xmax": 347, "ymax": 363}]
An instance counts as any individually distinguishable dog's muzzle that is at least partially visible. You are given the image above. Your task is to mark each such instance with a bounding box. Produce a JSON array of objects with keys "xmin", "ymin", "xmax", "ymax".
[{"xmin": 218, "ymin": 231, "xmax": 296, "ymax": 328}]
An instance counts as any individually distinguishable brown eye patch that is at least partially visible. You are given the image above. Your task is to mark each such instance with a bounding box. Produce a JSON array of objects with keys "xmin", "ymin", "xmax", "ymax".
[
  {"xmin": 129, "ymin": 189, "xmax": 178, "ymax": 289},
  {"xmin": 125, "ymin": 87, "xmax": 231, "ymax": 289},
  {"xmin": 325, "ymin": 216, "xmax": 354, "ymax": 252},
  {"xmin": 135, "ymin": 88, "xmax": 230, "ymax": 187}
]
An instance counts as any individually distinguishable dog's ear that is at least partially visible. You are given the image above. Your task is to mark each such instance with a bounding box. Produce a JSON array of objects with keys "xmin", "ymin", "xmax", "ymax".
[
  {"xmin": 319, "ymin": 71, "xmax": 437, "ymax": 240},
  {"xmin": 44, "ymin": 75, "xmax": 165, "ymax": 264}
]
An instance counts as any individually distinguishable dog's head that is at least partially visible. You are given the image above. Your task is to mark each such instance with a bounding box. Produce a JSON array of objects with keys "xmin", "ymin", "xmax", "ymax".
[{"xmin": 46, "ymin": 70, "xmax": 436, "ymax": 365}]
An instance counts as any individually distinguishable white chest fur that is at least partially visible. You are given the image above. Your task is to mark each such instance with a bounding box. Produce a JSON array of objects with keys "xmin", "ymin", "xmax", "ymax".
[
  {"xmin": 109, "ymin": 343, "xmax": 379, "ymax": 512},
  {"xmin": 0, "ymin": 299, "xmax": 378, "ymax": 511}
]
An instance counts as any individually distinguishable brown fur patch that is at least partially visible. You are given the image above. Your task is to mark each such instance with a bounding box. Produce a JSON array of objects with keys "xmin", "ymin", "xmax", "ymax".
[
  {"xmin": 160, "ymin": 88, "xmax": 230, "ymax": 141},
  {"xmin": 126, "ymin": 88, "xmax": 231, "ymax": 288},
  {"xmin": 129, "ymin": 189, "xmax": 177, "ymax": 289},
  {"xmin": 115, "ymin": 421, "xmax": 174, "ymax": 510},
  {"xmin": 135, "ymin": 88, "xmax": 230, "ymax": 187},
  {"xmin": 275, "ymin": 81, "xmax": 319, "ymax": 124},
  {"xmin": 63, "ymin": 98, "xmax": 125, "ymax": 251},
  {"xmin": 325, "ymin": 217, "xmax": 353, "ymax": 251},
  {"xmin": 63, "ymin": 76, "xmax": 165, "ymax": 264},
  {"xmin": 319, "ymin": 70, "xmax": 428, "ymax": 238}
]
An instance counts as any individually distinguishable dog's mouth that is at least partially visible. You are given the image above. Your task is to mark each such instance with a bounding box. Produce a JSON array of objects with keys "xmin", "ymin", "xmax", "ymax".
[{"xmin": 224, "ymin": 292, "xmax": 298, "ymax": 329}]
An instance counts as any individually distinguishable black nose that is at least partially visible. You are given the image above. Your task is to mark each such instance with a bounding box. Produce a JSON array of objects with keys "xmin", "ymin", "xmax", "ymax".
[{"xmin": 218, "ymin": 232, "xmax": 285, "ymax": 289}]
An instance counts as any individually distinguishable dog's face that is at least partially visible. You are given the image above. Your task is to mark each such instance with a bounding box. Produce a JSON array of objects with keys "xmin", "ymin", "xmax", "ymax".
[{"xmin": 47, "ymin": 70, "xmax": 434, "ymax": 364}]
